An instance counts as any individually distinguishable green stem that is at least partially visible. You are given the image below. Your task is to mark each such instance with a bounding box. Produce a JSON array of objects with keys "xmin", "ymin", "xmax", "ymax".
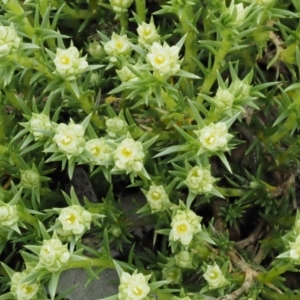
[
  {"xmin": 181, "ymin": 4, "xmax": 197, "ymax": 73},
  {"xmin": 119, "ymin": 12, "xmax": 129, "ymax": 30},
  {"xmin": 196, "ymin": 39, "xmax": 232, "ymax": 104},
  {"xmin": 135, "ymin": 0, "xmax": 146, "ymax": 22},
  {"xmin": 257, "ymin": 263, "xmax": 293, "ymax": 284},
  {"xmin": 4, "ymin": 88, "xmax": 22, "ymax": 110},
  {"xmin": 262, "ymin": 290, "xmax": 300, "ymax": 300}
]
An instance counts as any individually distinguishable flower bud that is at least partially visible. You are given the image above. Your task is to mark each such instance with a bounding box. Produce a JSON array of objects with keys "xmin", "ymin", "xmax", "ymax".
[
  {"xmin": 0, "ymin": 203, "xmax": 18, "ymax": 227},
  {"xmin": 118, "ymin": 271, "xmax": 151, "ymax": 300},
  {"xmin": 203, "ymin": 263, "xmax": 229, "ymax": 289},
  {"xmin": 110, "ymin": 225, "xmax": 122, "ymax": 237},
  {"xmin": 106, "ymin": 117, "xmax": 128, "ymax": 138},
  {"xmin": 162, "ymin": 261, "xmax": 182, "ymax": 284},
  {"xmin": 20, "ymin": 169, "xmax": 40, "ymax": 189},
  {"xmin": 87, "ymin": 40, "xmax": 104, "ymax": 59},
  {"xmin": 0, "ymin": 23, "xmax": 21, "ymax": 57},
  {"xmin": 185, "ymin": 166, "xmax": 215, "ymax": 195},
  {"xmin": 228, "ymin": 3, "xmax": 248, "ymax": 28},
  {"xmin": 54, "ymin": 47, "xmax": 88, "ymax": 81},
  {"xmin": 57, "ymin": 205, "xmax": 92, "ymax": 236},
  {"xmin": 27, "ymin": 113, "xmax": 52, "ymax": 140},
  {"xmin": 114, "ymin": 138, "xmax": 145, "ymax": 173},
  {"xmin": 289, "ymin": 235, "xmax": 300, "ymax": 262},
  {"xmin": 109, "ymin": 0, "xmax": 134, "ymax": 13},
  {"xmin": 146, "ymin": 185, "xmax": 169, "ymax": 212},
  {"xmin": 229, "ymin": 80, "xmax": 251, "ymax": 100},
  {"xmin": 214, "ymin": 88, "xmax": 235, "ymax": 111},
  {"xmin": 39, "ymin": 238, "xmax": 70, "ymax": 272},
  {"xmin": 11, "ymin": 269, "xmax": 39, "ymax": 300},
  {"xmin": 174, "ymin": 250, "xmax": 194, "ymax": 269},
  {"xmin": 116, "ymin": 65, "xmax": 138, "ymax": 82}
]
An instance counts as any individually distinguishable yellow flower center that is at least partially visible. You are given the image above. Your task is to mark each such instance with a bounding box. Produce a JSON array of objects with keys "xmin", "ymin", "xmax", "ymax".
[
  {"xmin": 22, "ymin": 284, "xmax": 34, "ymax": 293},
  {"xmin": 155, "ymin": 55, "xmax": 165, "ymax": 64},
  {"xmin": 62, "ymin": 135, "xmax": 71, "ymax": 145},
  {"xmin": 66, "ymin": 213, "xmax": 76, "ymax": 224},
  {"xmin": 151, "ymin": 192, "xmax": 160, "ymax": 200},
  {"xmin": 115, "ymin": 41, "xmax": 123, "ymax": 49},
  {"xmin": 204, "ymin": 133, "xmax": 215, "ymax": 144},
  {"xmin": 122, "ymin": 147, "xmax": 132, "ymax": 157},
  {"xmin": 132, "ymin": 286, "xmax": 143, "ymax": 296},
  {"xmin": 177, "ymin": 223, "xmax": 188, "ymax": 233},
  {"xmin": 60, "ymin": 55, "xmax": 70, "ymax": 65},
  {"xmin": 209, "ymin": 271, "xmax": 218, "ymax": 279},
  {"xmin": 145, "ymin": 27, "xmax": 151, "ymax": 35},
  {"xmin": 91, "ymin": 146, "xmax": 100, "ymax": 156}
]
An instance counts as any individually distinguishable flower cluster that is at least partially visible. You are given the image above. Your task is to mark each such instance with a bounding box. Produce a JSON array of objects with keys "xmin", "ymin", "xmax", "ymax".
[
  {"xmin": 185, "ymin": 166, "xmax": 215, "ymax": 195},
  {"xmin": 114, "ymin": 137, "xmax": 145, "ymax": 174},
  {"xmin": 214, "ymin": 88, "xmax": 235, "ymax": 112},
  {"xmin": 0, "ymin": 23, "xmax": 21, "ymax": 57},
  {"xmin": 118, "ymin": 271, "xmax": 151, "ymax": 300},
  {"xmin": 146, "ymin": 185, "xmax": 170, "ymax": 212},
  {"xmin": 20, "ymin": 169, "xmax": 40, "ymax": 189},
  {"xmin": 53, "ymin": 120, "xmax": 85, "ymax": 159},
  {"xmin": 54, "ymin": 47, "xmax": 88, "ymax": 81},
  {"xmin": 170, "ymin": 209, "xmax": 202, "ymax": 246},
  {"xmin": 38, "ymin": 238, "xmax": 70, "ymax": 272},
  {"xmin": 147, "ymin": 42, "xmax": 181, "ymax": 77}
]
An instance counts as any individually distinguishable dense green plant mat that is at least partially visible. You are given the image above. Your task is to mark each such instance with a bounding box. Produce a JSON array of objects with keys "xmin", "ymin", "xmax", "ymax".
[{"xmin": 1, "ymin": 0, "xmax": 300, "ymax": 299}]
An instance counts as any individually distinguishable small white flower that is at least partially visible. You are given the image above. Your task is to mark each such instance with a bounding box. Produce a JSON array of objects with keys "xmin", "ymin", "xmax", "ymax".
[
  {"xmin": 114, "ymin": 138, "xmax": 145, "ymax": 173},
  {"xmin": 109, "ymin": 0, "xmax": 134, "ymax": 13},
  {"xmin": 104, "ymin": 33, "xmax": 131, "ymax": 60},
  {"xmin": 11, "ymin": 269, "xmax": 39, "ymax": 300},
  {"xmin": 39, "ymin": 238, "xmax": 70, "ymax": 272},
  {"xmin": 0, "ymin": 203, "xmax": 18, "ymax": 227},
  {"xmin": 203, "ymin": 263, "xmax": 229, "ymax": 289},
  {"xmin": 53, "ymin": 121, "xmax": 85, "ymax": 158},
  {"xmin": 20, "ymin": 169, "xmax": 40, "ymax": 189},
  {"xmin": 147, "ymin": 42, "xmax": 181, "ymax": 77},
  {"xmin": 195, "ymin": 122, "xmax": 233, "ymax": 152},
  {"xmin": 185, "ymin": 166, "xmax": 215, "ymax": 194},
  {"xmin": 116, "ymin": 65, "xmax": 138, "ymax": 82},
  {"xmin": 214, "ymin": 88, "xmax": 235, "ymax": 111},
  {"xmin": 0, "ymin": 23, "xmax": 21, "ymax": 56},
  {"xmin": 54, "ymin": 47, "xmax": 88, "ymax": 81},
  {"xmin": 118, "ymin": 271, "xmax": 151, "ymax": 300},
  {"xmin": 169, "ymin": 209, "xmax": 202, "ymax": 246},
  {"xmin": 137, "ymin": 22, "xmax": 160, "ymax": 47},
  {"xmin": 85, "ymin": 138, "xmax": 112, "ymax": 163},
  {"xmin": 146, "ymin": 185, "xmax": 169, "ymax": 212},
  {"xmin": 57, "ymin": 205, "xmax": 92, "ymax": 236},
  {"xmin": 106, "ymin": 117, "xmax": 128, "ymax": 138}
]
